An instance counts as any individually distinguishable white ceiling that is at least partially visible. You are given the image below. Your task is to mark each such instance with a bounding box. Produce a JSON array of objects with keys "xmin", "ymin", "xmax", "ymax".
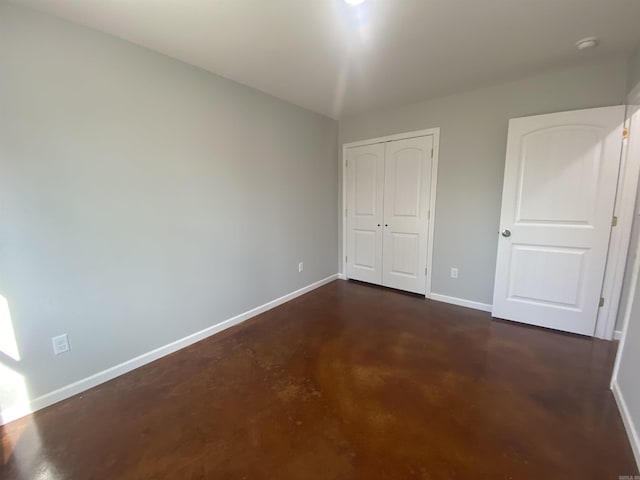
[{"xmin": 15, "ymin": 0, "xmax": 640, "ymax": 119}]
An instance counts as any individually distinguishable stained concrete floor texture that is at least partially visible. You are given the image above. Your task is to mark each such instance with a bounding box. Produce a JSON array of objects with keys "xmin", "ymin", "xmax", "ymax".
[{"xmin": 1, "ymin": 280, "xmax": 637, "ymax": 479}]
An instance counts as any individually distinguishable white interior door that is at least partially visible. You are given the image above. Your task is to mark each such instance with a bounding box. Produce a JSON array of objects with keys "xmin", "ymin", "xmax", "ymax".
[
  {"xmin": 382, "ymin": 136, "xmax": 433, "ymax": 294},
  {"xmin": 346, "ymin": 143, "xmax": 384, "ymax": 284},
  {"xmin": 492, "ymin": 106, "xmax": 625, "ymax": 335}
]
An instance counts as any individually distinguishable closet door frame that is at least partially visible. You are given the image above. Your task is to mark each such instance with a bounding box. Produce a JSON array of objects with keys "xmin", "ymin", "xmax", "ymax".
[{"xmin": 342, "ymin": 128, "xmax": 440, "ymax": 298}]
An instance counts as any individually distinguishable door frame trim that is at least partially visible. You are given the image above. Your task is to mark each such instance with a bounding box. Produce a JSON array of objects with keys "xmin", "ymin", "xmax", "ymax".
[
  {"xmin": 341, "ymin": 128, "xmax": 440, "ymax": 298},
  {"xmin": 610, "ymin": 84, "xmax": 640, "ymax": 471},
  {"xmin": 596, "ymin": 95, "xmax": 640, "ymax": 339}
]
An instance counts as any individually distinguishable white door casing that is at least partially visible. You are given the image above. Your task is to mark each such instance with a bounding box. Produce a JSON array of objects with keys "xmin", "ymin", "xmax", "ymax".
[
  {"xmin": 346, "ymin": 143, "xmax": 385, "ymax": 285},
  {"xmin": 382, "ymin": 136, "xmax": 433, "ymax": 294},
  {"xmin": 492, "ymin": 106, "xmax": 625, "ymax": 335}
]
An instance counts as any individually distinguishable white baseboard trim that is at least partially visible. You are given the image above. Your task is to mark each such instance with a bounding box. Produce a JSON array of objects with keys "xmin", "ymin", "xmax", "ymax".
[
  {"xmin": 0, "ymin": 274, "xmax": 339, "ymax": 426},
  {"xmin": 611, "ymin": 379, "xmax": 640, "ymax": 470},
  {"xmin": 614, "ymin": 329, "xmax": 623, "ymax": 341},
  {"xmin": 338, "ymin": 273, "xmax": 347, "ymax": 280},
  {"xmin": 429, "ymin": 293, "xmax": 492, "ymax": 312}
]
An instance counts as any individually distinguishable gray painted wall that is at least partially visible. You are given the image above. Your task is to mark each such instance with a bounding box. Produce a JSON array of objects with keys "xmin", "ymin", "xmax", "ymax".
[
  {"xmin": 616, "ymin": 271, "xmax": 640, "ymax": 467},
  {"xmin": 628, "ymin": 45, "xmax": 640, "ymax": 95},
  {"xmin": 0, "ymin": 4, "xmax": 338, "ymax": 415},
  {"xmin": 339, "ymin": 57, "xmax": 628, "ymax": 305}
]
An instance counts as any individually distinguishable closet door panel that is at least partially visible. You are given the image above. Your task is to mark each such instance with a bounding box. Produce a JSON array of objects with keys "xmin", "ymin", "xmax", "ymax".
[
  {"xmin": 382, "ymin": 136, "xmax": 433, "ymax": 294},
  {"xmin": 346, "ymin": 144, "xmax": 384, "ymax": 284}
]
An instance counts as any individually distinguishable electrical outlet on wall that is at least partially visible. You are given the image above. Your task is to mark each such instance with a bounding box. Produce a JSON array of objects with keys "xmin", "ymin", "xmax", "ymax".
[
  {"xmin": 52, "ymin": 334, "xmax": 70, "ymax": 355},
  {"xmin": 451, "ymin": 267, "xmax": 458, "ymax": 279},
  {"xmin": 298, "ymin": 262, "xmax": 304, "ymax": 273}
]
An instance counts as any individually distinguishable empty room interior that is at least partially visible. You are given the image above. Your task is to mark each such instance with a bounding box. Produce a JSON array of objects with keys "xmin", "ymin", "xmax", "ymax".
[{"xmin": 2, "ymin": 0, "xmax": 640, "ymax": 478}]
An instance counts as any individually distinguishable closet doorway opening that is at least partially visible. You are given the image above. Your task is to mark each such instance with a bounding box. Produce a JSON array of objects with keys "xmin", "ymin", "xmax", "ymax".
[{"xmin": 342, "ymin": 128, "xmax": 440, "ymax": 297}]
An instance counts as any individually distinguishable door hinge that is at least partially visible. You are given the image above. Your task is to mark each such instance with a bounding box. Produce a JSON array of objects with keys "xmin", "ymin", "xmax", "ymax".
[
  {"xmin": 345, "ymin": 159, "xmax": 349, "ymax": 167},
  {"xmin": 427, "ymin": 210, "xmax": 431, "ymax": 220},
  {"xmin": 425, "ymin": 267, "xmax": 428, "ymax": 276},
  {"xmin": 623, "ymin": 128, "xmax": 629, "ymax": 139},
  {"xmin": 599, "ymin": 297, "xmax": 605, "ymax": 307},
  {"xmin": 430, "ymin": 148, "xmax": 434, "ymax": 159},
  {"xmin": 345, "ymin": 208, "xmax": 348, "ymax": 217},
  {"xmin": 345, "ymin": 256, "xmax": 348, "ymax": 263},
  {"xmin": 612, "ymin": 216, "xmax": 618, "ymax": 227}
]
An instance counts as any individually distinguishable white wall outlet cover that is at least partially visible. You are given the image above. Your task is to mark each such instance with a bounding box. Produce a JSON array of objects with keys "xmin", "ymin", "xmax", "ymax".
[
  {"xmin": 298, "ymin": 262, "xmax": 304, "ymax": 272},
  {"xmin": 52, "ymin": 334, "xmax": 70, "ymax": 355},
  {"xmin": 451, "ymin": 268, "xmax": 459, "ymax": 279}
]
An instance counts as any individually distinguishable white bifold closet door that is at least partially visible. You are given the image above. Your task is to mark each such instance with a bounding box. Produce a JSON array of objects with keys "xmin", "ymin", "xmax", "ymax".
[
  {"xmin": 346, "ymin": 143, "xmax": 385, "ymax": 285},
  {"xmin": 346, "ymin": 136, "xmax": 433, "ymax": 295}
]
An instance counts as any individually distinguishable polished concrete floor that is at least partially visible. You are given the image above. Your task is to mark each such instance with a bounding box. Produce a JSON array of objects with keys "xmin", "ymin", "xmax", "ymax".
[{"xmin": 1, "ymin": 280, "xmax": 637, "ymax": 479}]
